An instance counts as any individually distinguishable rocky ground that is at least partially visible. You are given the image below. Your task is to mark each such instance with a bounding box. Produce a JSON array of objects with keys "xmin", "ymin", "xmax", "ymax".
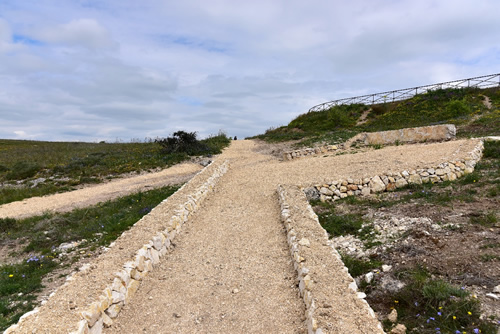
[{"xmin": 312, "ymin": 156, "xmax": 500, "ymax": 333}]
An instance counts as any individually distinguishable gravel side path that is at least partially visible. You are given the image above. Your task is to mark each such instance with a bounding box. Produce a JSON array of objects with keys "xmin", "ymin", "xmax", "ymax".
[
  {"xmin": 107, "ymin": 138, "xmax": 479, "ymax": 333},
  {"xmin": 0, "ymin": 162, "xmax": 202, "ymax": 219}
]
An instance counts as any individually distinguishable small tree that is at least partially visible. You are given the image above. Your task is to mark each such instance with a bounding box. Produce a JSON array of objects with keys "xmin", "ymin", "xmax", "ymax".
[{"xmin": 155, "ymin": 131, "xmax": 209, "ymax": 155}]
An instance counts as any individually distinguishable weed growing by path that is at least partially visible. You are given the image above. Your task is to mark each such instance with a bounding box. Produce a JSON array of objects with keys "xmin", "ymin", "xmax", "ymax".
[
  {"xmin": 392, "ymin": 267, "xmax": 497, "ymax": 334},
  {"xmin": 0, "ymin": 256, "xmax": 57, "ymax": 330}
]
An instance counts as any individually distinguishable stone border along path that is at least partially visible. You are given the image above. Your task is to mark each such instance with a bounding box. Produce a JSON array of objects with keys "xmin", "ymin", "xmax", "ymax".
[
  {"xmin": 5, "ymin": 138, "xmax": 485, "ymax": 333},
  {"xmin": 277, "ymin": 185, "xmax": 384, "ymax": 333}
]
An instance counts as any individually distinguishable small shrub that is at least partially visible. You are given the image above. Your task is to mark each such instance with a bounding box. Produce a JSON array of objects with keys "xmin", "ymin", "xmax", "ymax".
[
  {"xmin": 155, "ymin": 131, "xmax": 213, "ymax": 156},
  {"xmin": 318, "ymin": 212, "xmax": 365, "ymax": 238},
  {"xmin": 483, "ymin": 140, "xmax": 500, "ymax": 159},
  {"xmin": 0, "ymin": 218, "xmax": 17, "ymax": 234},
  {"xmin": 444, "ymin": 99, "xmax": 470, "ymax": 118},
  {"xmin": 392, "ymin": 267, "xmax": 495, "ymax": 333},
  {"xmin": 469, "ymin": 212, "xmax": 497, "ymax": 227},
  {"xmin": 370, "ymin": 104, "xmax": 387, "ymax": 116},
  {"xmin": 340, "ymin": 253, "xmax": 382, "ymax": 277},
  {"xmin": 4, "ymin": 162, "xmax": 41, "ymax": 181},
  {"xmin": 200, "ymin": 131, "xmax": 231, "ymax": 154}
]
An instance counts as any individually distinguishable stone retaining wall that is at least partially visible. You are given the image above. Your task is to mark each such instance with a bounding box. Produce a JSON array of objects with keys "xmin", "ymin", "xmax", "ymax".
[
  {"xmin": 283, "ymin": 145, "xmax": 340, "ymax": 161},
  {"xmin": 283, "ymin": 125, "xmax": 457, "ymax": 161},
  {"xmin": 4, "ymin": 160, "xmax": 230, "ymax": 334},
  {"xmin": 308, "ymin": 140, "xmax": 483, "ymax": 203},
  {"xmin": 359, "ymin": 124, "xmax": 456, "ymax": 146},
  {"xmin": 277, "ymin": 185, "xmax": 384, "ymax": 334}
]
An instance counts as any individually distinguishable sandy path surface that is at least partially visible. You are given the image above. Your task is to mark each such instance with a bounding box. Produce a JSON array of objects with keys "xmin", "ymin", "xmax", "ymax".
[
  {"xmin": 0, "ymin": 162, "xmax": 203, "ymax": 219},
  {"xmin": 106, "ymin": 138, "xmax": 479, "ymax": 333}
]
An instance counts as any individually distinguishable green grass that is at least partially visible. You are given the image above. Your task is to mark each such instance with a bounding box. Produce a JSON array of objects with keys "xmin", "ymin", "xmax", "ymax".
[
  {"xmin": 391, "ymin": 267, "xmax": 497, "ymax": 334},
  {"xmin": 340, "ymin": 253, "xmax": 382, "ymax": 277},
  {"xmin": 469, "ymin": 212, "xmax": 498, "ymax": 227},
  {"xmin": 0, "ymin": 133, "xmax": 231, "ymax": 205},
  {"xmin": 0, "ymin": 257, "xmax": 58, "ymax": 330},
  {"xmin": 312, "ymin": 200, "xmax": 374, "ymax": 239},
  {"xmin": 0, "ymin": 185, "xmax": 178, "ymax": 331},
  {"xmin": 359, "ymin": 87, "xmax": 485, "ymax": 132},
  {"xmin": 1, "ymin": 186, "xmax": 179, "ymax": 254},
  {"xmin": 254, "ymin": 86, "xmax": 500, "ymax": 146}
]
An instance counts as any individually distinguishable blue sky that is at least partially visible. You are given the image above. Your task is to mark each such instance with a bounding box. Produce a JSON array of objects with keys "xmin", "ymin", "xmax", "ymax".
[{"xmin": 0, "ymin": 0, "xmax": 499, "ymax": 141}]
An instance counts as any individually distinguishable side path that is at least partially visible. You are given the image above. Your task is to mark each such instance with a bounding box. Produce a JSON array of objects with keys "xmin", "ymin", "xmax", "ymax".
[
  {"xmin": 0, "ymin": 162, "xmax": 202, "ymax": 219},
  {"xmin": 107, "ymin": 139, "xmax": 479, "ymax": 333}
]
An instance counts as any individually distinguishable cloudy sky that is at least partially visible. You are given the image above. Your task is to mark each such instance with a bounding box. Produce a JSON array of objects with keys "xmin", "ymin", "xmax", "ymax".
[{"xmin": 0, "ymin": 0, "xmax": 499, "ymax": 142}]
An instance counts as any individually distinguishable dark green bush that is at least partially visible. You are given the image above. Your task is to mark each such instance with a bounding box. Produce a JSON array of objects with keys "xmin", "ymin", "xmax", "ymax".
[
  {"xmin": 0, "ymin": 218, "xmax": 17, "ymax": 234},
  {"xmin": 483, "ymin": 139, "xmax": 500, "ymax": 159},
  {"xmin": 155, "ymin": 131, "xmax": 231, "ymax": 156},
  {"xmin": 155, "ymin": 131, "xmax": 210, "ymax": 155},
  {"xmin": 4, "ymin": 162, "xmax": 41, "ymax": 180},
  {"xmin": 444, "ymin": 99, "xmax": 470, "ymax": 118}
]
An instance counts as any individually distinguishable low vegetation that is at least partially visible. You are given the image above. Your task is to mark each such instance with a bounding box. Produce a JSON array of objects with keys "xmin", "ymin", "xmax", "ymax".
[
  {"xmin": 253, "ymin": 86, "xmax": 500, "ymax": 147},
  {"xmin": 0, "ymin": 185, "xmax": 179, "ymax": 331},
  {"xmin": 0, "ymin": 132, "xmax": 230, "ymax": 205}
]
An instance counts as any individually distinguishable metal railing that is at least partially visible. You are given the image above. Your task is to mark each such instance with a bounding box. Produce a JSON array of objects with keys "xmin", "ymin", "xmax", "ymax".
[{"xmin": 308, "ymin": 73, "xmax": 500, "ymax": 113}]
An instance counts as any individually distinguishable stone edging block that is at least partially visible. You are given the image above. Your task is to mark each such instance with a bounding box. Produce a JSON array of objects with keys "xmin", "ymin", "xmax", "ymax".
[
  {"xmin": 310, "ymin": 140, "xmax": 484, "ymax": 203},
  {"xmin": 277, "ymin": 185, "xmax": 385, "ymax": 334},
  {"xmin": 283, "ymin": 145, "xmax": 340, "ymax": 161}
]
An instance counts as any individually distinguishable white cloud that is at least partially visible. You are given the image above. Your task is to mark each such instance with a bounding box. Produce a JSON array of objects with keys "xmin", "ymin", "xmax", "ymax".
[{"xmin": 35, "ymin": 18, "xmax": 117, "ymax": 50}]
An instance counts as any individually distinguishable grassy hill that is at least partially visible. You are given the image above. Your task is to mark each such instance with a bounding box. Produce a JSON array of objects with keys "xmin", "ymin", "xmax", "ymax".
[
  {"xmin": 253, "ymin": 86, "xmax": 500, "ymax": 147},
  {"xmin": 0, "ymin": 133, "xmax": 230, "ymax": 205}
]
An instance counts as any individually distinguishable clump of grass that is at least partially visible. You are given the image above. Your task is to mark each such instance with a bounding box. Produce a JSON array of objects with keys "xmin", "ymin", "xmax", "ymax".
[
  {"xmin": 318, "ymin": 212, "xmax": 366, "ymax": 237},
  {"xmin": 469, "ymin": 211, "xmax": 498, "ymax": 227},
  {"xmin": 340, "ymin": 253, "xmax": 382, "ymax": 277},
  {"xmin": 392, "ymin": 267, "xmax": 497, "ymax": 333},
  {"xmin": 200, "ymin": 131, "xmax": 232, "ymax": 154},
  {"xmin": 4, "ymin": 162, "xmax": 42, "ymax": 180},
  {"xmin": 483, "ymin": 139, "xmax": 500, "ymax": 159},
  {"xmin": 479, "ymin": 242, "xmax": 500, "ymax": 249},
  {"xmin": 480, "ymin": 254, "xmax": 500, "ymax": 262}
]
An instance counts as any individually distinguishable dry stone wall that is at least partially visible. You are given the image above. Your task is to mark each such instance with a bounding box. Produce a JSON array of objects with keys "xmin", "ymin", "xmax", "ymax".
[
  {"xmin": 308, "ymin": 140, "xmax": 483, "ymax": 203},
  {"xmin": 283, "ymin": 124, "xmax": 457, "ymax": 161},
  {"xmin": 354, "ymin": 124, "xmax": 456, "ymax": 146},
  {"xmin": 283, "ymin": 145, "xmax": 340, "ymax": 161},
  {"xmin": 278, "ymin": 185, "xmax": 385, "ymax": 334},
  {"xmin": 4, "ymin": 160, "xmax": 229, "ymax": 334}
]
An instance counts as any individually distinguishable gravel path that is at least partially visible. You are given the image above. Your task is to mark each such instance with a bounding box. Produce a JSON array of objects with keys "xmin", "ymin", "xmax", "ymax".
[
  {"xmin": 106, "ymin": 138, "xmax": 479, "ymax": 333},
  {"xmin": 0, "ymin": 162, "xmax": 202, "ymax": 219}
]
